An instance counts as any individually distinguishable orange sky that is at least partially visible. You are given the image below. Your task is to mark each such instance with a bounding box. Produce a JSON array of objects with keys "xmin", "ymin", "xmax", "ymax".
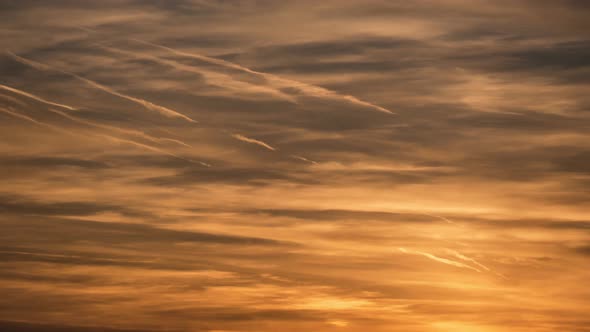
[{"xmin": 1, "ymin": 1, "xmax": 589, "ymax": 331}]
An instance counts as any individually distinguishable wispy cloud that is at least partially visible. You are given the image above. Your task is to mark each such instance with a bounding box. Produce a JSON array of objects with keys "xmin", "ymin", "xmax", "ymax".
[
  {"xmin": 232, "ymin": 133, "xmax": 276, "ymax": 151},
  {"xmin": 398, "ymin": 247, "xmax": 481, "ymax": 272},
  {"xmin": 0, "ymin": 107, "xmax": 76, "ymax": 136},
  {"xmin": 1, "ymin": 1, "xmax": 588, "ymax": 331},
  {"xmin": 421, "ymin": 213, "xmax": 462, "ymax": 226},
  {"xmin": 445, "ymin": 249, "xmax": 507, "ymax": 279},
  {"xmin": 0, "ymin": 84, "xmax": 77, "ymax": 110},
  {"xmin": 131, "ymin": 39, "xmax": 395, "ymax": 114},
  {"xmin": 100, "ymin": 45, "xmax": 298, "ymax": 103},
  {"xmin": 1, "ymin": 106, "xmax": 202, "ymax": 166},
  {"xmin": 291, "ymin": 155, "xmax": 317, "ymax": 164},
  {"xmin": 7, "ymin": 52, "xmax": 197, "ymax": 123},
  {"xmin": 47, "ymin": 108, "xmax": 191, "ymax": 147},
  {"xmin": 444, "ymin": 249, "xmax": 490, "ymax": 271}
]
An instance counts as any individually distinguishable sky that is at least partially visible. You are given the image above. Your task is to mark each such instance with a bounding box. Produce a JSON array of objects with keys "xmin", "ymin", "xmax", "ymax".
[{"xmin": 0, "ymin": 1, "xmax": 589, "ymax": 331}]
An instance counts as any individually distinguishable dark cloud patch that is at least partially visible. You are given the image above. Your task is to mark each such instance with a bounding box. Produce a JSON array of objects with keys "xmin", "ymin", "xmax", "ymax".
[
  {"xmin": 243, "ymin": 208, "xmax": 440, "ymax": 223},
  {"xmin": 0, "ymin": 321, "xmax": 162, "ymax": 332},
  {"xmin": 154, "ymin": 33, "xmax": 245, "ymax": 49},
  {"xmin": 0, "ymin": 215, "xmax": 288, "ymax": 247},
  {"xmin": 262, "ymin": 60, "xmax": 409, "ymax": 75},
  {"xmin": 472, "ymin": 217, "xmax": 590, "ymax": 232},
  {"xmin": 102, "ymin": 153, "xmax": 196, "ymax": 169},
  {"xmin": 505, "ymin": 40, "xmax": 590, "ymax": 70},
  {"xmin": 0, "ymin": 246, "xmax": 203, "ymax": 272},
  {"xmin": 552, "ymin": 150, "xmax": 590, "ymax": 174},
  {"xmin": 150, "ymin": 306, "xmax": 323, "ymax": 323},
  {"xmin": 452, "ymin": 111, "xmax": 589, "ymax": 133},
  {"xmin": 0, "ymin": 156, "xmax": 108, "ymax": 169},
  {"xmin": 455, "ymin": 145, "xmax": 590, "ymax": 181},
  {"xmin": 438, "ymin": 28, "xmax": 519, "ymax": 42},
  {"xmin": 0, "ymin": 194, "xmax": 143, "ymax": 218},
  {"xmin": 573, "ymin": 244, "xmax": 590, "ymax": 256},
  {"xmin": 144, "ymin": 165, "xmax": 316, "ymax": 186},
  {"xmin": 245, "ymin": 37, "xmax": 422, "ymax": 60}
]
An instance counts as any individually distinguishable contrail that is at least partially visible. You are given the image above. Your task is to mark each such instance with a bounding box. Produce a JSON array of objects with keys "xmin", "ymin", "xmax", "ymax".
[
  {"xmin": 398, "ymin": 247, "xmax": 481, "ymax": 272},
  {"xmin": 444, "ymin": 249, "xmax": 507, "ymax": 279},
  {"xmin": 0, "ymin": 107, "xmax": 76, "ymax": 136},
  {"xmin": 99, "ymin": 45, "xmax": 297, "ymax": 103},
  {"xmin": 1, "ymin": 107, "xmax": 206, "ymax": 166},
  {"xmin": 422, "ymin": 212, "xmax": 458, "ymax": 225},
  {"xmin": 291, "ymin": 155, "xmax": 317, "ymax": 164},
  {"xmin": 96, "ymin": 128, "xmax": 207, "ymax": 166},
  {"xmin": 131, "ymin": 39, "xmax": 394, "ymax": 114},
  {"xmin": 445, "ymin": 249, "xmax": 490, "ymax": 272},
  {"xmin": 232, "ymin": 133, "xmax": 276, "ymax": 151},
  {"xmin": 0, "ymin": 84, "xmax": 77, "ymax": 110},
  {"xmin": 94, "ymin": 133, "xmax": 194, "ymax": 163},
  {"xmin": 6, "ymin": 52, "xmax": 197, "ymax": 123},
  {"xmin": 47, "ymin": 108, "xmax": 191, "ymax": 147}
]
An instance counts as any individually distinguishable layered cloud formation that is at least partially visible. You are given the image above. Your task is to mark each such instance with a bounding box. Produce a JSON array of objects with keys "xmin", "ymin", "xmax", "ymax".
[{"xmin": 1, "ymin": 1, "xmax": 589, "ymax": 331}]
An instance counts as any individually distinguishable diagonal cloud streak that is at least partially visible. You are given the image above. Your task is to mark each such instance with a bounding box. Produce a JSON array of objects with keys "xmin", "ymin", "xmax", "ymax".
[
  {"xmin": 291, "ymin": 155, "xmax": 318, "ymax": 164},
  {"xmin": 0, "ymin": 84, "xmax": 77, "ymax": 110},
  {"xmin": 445, "ymin": 249, "xmax": 490, "ymax": 272},
  {"xmin": 232, "ymin": 133, "xmax": 276, "ymax": 151},
  {"xmin": 398, "ymin": 247, "xmax": 481, "ymax": 272},
  {"xmin": 445, "ymin": 249, "xmax": 508, "ymax": 279},
  {"xmin": 0, "ymin": 107, "xmax": 77, "ymax": 136},
  {"xmin": 131, "ymin": 39, "xmax": 394, "ymax": 114},
  {"xmin": 6, "ymin": 52, "xmax": 197, "ymax": 123},
  {"xmin": 47, "ymin": 108, "xmax": 191, "ymax": 147},
  {"xmin": 1, "ymin": 107, "xmax": 204, "ymax": 166},
  {"xmin": 99, "ymin": 45, "xmax": 297, "ymax": 103}
]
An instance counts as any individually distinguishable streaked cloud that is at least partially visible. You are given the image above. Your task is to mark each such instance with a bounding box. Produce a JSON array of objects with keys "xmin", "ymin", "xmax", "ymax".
[
  {"xmin": 0, "ymin": 83, "xmax": 76, "ymax": 110},
  {"xmin": 398, "ymin": 247, "xmax": 482, "ymax": 273},
  {"xmin": 232, "ymin": 133, "xmax": 276, "ymax": 151},
  {"xmin": 0, "ymin": 1, "xmax": 589, "ymax": 331},
  {"xmin": 132, "ymin": 38, "xmax": 395, "ymax": 114},
  {"xmin": 7, "ymin": 52, "xmax": 198, "ymax": 123}
]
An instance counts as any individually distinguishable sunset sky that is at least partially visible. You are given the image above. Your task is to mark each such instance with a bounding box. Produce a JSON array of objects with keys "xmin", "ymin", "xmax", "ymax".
[{"xmin": 1, "ymin": 1, "xmax": 589, "ymax": 331}]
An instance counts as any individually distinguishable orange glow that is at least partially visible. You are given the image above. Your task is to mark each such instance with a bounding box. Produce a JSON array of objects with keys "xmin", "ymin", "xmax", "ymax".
[{"xmin": 0, "ymin": 1, "xmax": 589, "ymax": 331}]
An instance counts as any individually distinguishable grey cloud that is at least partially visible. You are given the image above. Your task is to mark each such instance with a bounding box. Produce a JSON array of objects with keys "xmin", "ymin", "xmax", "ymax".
[
  {"xmin": 1, "ymin": 215, "xmax": 287, "ymax": 247},
  {"xmin": 0, "ymin": 321, "xmax": 162, "ymax": 332},
  {"xmin": 0, "ymin": 194, "xmax": 142, "ymax": 217},
  {"xmin": 573, "ymin": 244, "xmax": 590, "ymax": 256},
  {"xmin": 144, "ymin": 165, "xmax": 316, "ymax": 186},
  {"xmin": 2, "ymin": 1, "xmax": 590, "ymax": 331},
  {"xmin": 242, "ymin": 208, "xmax": 441, "ymax": 223},
  {"xmin": 0, "ymin": 156, "xmax": 109, "ymax": 169}
]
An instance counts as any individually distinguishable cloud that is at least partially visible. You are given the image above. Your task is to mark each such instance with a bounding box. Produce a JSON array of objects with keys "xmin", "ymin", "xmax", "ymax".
[
  {"xmin": 0, "ymin": 321, "xmax": 160, "ymax": 332},
  {"xmin": 0, "ymin": 156, "xmax": 108, "ymax": 169},
  {"xmin": 7, "ymin": 52, "xmax": 198, "ymax": 123},
  {"xmin": 47, "ymin": 108, "xmax": 191, "ymax": 148},
  {"xmin": 1, "ymin": 209, "xmax": 287, "ymax": 247},
  {"xmin": 0, "ymin": 106, "xmax": 199, "ymax": 165},
  {"xmin": 0, "ymin": 84, "xmax": 76, "ymax": 110},
  {"xmin": 444, "ymin": 249, "xmax": 490, "ymax": 271},
  {"xmin": 290, "ymin": 155, "xmax": 317, "ymax": 164},
  {"xmin": 0, "ymin": 193, "xmax": 148, "ymax": 218},
  {"xmin": 99, "ymin": 44, "xmax": 298, "ymax": 103},
  {"xmin": 0, "ymin": 107, "xmax": 76, "ymax": 136},
  {"xmin": 398, "ymin": 248, "xmax": 482, "ymax": 272},
  {"xmin": 1, "ymin": 1, "xmax": 590, "ymax": 331},
  {"xmin": 245, "ymin": 208, "xmax": 438, "ymax": 223},
  {"xmin": 231, "ymin": 133, "xmax": 276, "ymax": 151},
  {"xmin": 131, "ymin": 38, "xmax": 395, "ymax": 114}
]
